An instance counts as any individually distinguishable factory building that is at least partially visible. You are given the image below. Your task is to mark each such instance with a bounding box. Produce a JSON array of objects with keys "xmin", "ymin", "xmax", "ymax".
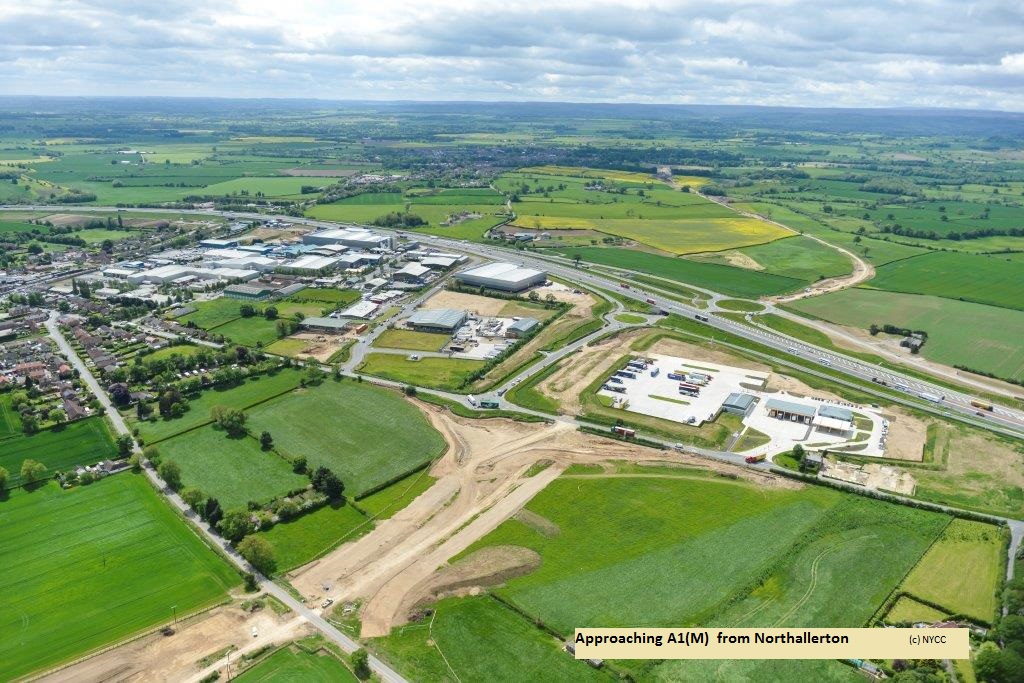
[
  {"xmin": 392, "ymin": 262, "xmax": 431, "ymax": 284},
  {"xmin": 127, "ymin": 265, "xmax": 259, "ymax": 285},
  {"xmin": 223, "ymin": 284, "xmax": 276, "ymax": 301},
  {"xmin": 407, "ymin": 308, "xmax": 468, "ymax": 333},
  {"xmin": 302, "ymin": 228, "xmax": 394, "ymax": 250},
  {"xmin": 299, "ymin": 317, "xmax": 351, "ymax": 334},
  {"xmin": 454, "ymin": 262, "xmax": 547, "ymax": 292},
  {"xmin": 280, "ymin": 255, "xmax": 341, "ymax": 273}
]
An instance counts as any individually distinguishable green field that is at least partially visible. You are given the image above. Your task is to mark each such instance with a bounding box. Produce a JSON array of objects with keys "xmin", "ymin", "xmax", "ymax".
[
  {"xmin": 0, "ymin": 417, "xmax": 117, "ymax": 487},
  {"xmin": 236, "ymin": 643, "xmax": 358, "ymax": 682},
  {"xmin": 135, "ymin": 369, "xmax": 304, "ymax": 443},
  {"xmin": 210, "ymin": 317, "xmax": 281, "ymax": 347},
  {"xmin": 372, "ymin": 596, "xmax": 610, "ymax": 683},
  {"xmin": 0, "ymin": 475, "xmax": 239, "ymax": 679},
  {"xmin": 178, "ymin": 297, "xmax": 246, "ymax": 328},
  {"xmin": 158, "ymin": 425, "xmax": 309, "ymax": 509},
  {"xmin": 717, "ymin": 298, "xmax": 765, "ymax": 312},
  {"xmin": 897, "ymin": 519, "xmax": 1005, "ymax": 623},
  {"xmin": 0, "ymin": 394, "xmax": 21, "ymax": 438},
  {"xmin": 459, "ymin": 473, "xmax": 948, "ymax": 679},
  {"xmin": 357, "ymin": 469, "xmax": 437, "ymax": 519},
  {"xmin": 246, "ymin": 382, "xmax": 447, "ymax": 496},
  {"xmin": 731, "ymin": 235, "xmax": 855, "ymax": 280},
  {"xmin": 788, "ymin": 288, "xmax": 1024, "ymax": 380},
  {"xmin": 562, "ymin": 247, "xmax": 806, "ymax": 298},
  {"xmin": 282, "ymin": 287, "xmax": 361, "ymax": 305},
  {"xmin": 357, "ymin": 353, "xmax": 485, "ymax": 392},
  {"xmin": 254, "ymin": 502, "xmax": 371, "ymax": 573},
  {"xmin": 373, "ymin": 329, "xmax": 450, "ymax": 352},
  {"xmin": 867, "ymin": 251, "xmax": 1024, "ymax": 311},
  {"xmin": 142, "ymin": 344, "xmax": 206, "ymax": 362},
  {"xmin": 885, "ymin": 595, "xmax": 949, "ymax": 624}
]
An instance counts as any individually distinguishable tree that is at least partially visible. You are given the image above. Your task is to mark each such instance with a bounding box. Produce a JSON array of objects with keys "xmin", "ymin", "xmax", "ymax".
[
  {"xmin": 109, "ymin": 383, "xmax": 131, "ymax": 406},
  {"xmin": 218, "ymin": 508, "xmax": 252, "ymax": 542},
  {"xmin": 143, "ymin": 444, "xmax": 161, "ymax": 466},
  {"xmin": 48, "ymin": 408, "xmax": 65, "ymax": 424},
  {"xmin": 210, "ymin": 405, "xmax": 247, "ymax": 437},
  {"xmin": 350, "ymin": 649, "xmax": 371, "ymax": 680},
  {"xmin": 259, "ymin": 431, "xmax": 273, "ymax": 450},
  {"xmin": 237, "ymin": 536, "xmax": 276, "ymax": 574},
  {"xmin": 291, "ymin": 456, "xmax": 307, "ymax": 474},
  {"xmin": 116, "ymin": 433, "xmax": 134, "ymax": 458},
  {"xmin": 181, "ymin": 486, "xmax": 205, "ymax": 511},
  {"xmin": 100, "ymin": 239, "xmax": 114, "ymax": 253},
  {"xmin": 264, "ymin": 306, "xmax": 278, "ymax": 320},
  {"xmin": 239, "ymin": 304, "xmax": 256, "ymax": 317},
  {"xmin": 403, "ymin": 384, "xmax": 417, "ymax": 396},
  {"xmin": 128, "ymin": 452, "xmax": 142, "ymax": 473},
  {"xmin": 0, "ymin": 466, "xmax": 8, "ymax": 490},
  {"xmin": 311, "ymin": 466, "xmax": 344, "ymax": 500},
  {"xmin": 20, "ymin": 459, "xmax": 48, "ymax": 484},
  {"xmin": 21, "ymin": 413, "xmax": 39, "ymax": 435},
  {"xmin": 158, "ymin": 460, "xmax": 182, "ymax": 490},
  {"xmin": 203, "ymin": 497, "xmax": 224, "ymax": 526}
]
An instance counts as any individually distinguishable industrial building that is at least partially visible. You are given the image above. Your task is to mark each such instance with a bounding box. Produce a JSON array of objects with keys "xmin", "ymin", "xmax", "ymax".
[
  {"xmin": 814, "ymin": 404, "xmax": 855, "ymax": 435},
  {"xmin": 407, "ymin": 308, "xmax": 468, "ymax": 333},
  {"xmin": 223, "ymin": 284, "xmax": 276, "ymax": 301},
  {"xmin": 127, "ymin": 264, "xmax": 259, "ymax": 285},
  {"xmin": 454, "ymin": 262, "xmax": 547, "ymax": 292},
  {"xmin": 505, "ymin": 317, "xmax": 540, "ymax": 338},
  {"xmin": 392, "ymin": 262, "xmax": 431, "ymax": 284},
  {"xmin": 337, "ymin": 300, "xmax": 379, "ymax": 319},
  {"xmin": 765, "ymin": 398, "xmax": 817, "ymax": 424},
  {"xmin": 302, "ymin": 228, "xmax": 394, "ymax": 250},
  {"xmin": 282, "ymin": 255, "xmax": 340, "ymax": 273},
  {"xmin": 722, "ymin": 393, "xmax": 757, "ymax": 416},
  {"xmin": 299, "ymin": 317, "xmax": 351, "ymax": 334},
  {"xmin": 199, "ymin": 238, "xmax": 239, "ymax": 248}
]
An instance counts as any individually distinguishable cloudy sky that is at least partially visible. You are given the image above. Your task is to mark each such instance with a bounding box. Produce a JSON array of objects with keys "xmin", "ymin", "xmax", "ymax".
[{"xmin": 2, "ymin": 0, "xmax": 1023, "ymax": 110}]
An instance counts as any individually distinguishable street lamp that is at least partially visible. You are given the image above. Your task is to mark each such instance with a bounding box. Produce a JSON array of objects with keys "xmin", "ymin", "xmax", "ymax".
[{"xmin": 171, "ymin": 604, "xmax": 177, "ymax": 626}]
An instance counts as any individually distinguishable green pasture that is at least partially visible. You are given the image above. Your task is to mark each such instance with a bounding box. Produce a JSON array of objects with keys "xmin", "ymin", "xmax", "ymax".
[
  {"xmin": 212, "ymin": 317, "xmax": 280, "ymax": 347},
  {"xmin": 788, "ymin": 289, "xmax": 1024, "ymax": 381},
  {"xmin": 357, "ymin": 353, "xmax": 485, "ymax": 392},
  {"xmin": 254, "ymin": 502, "xmax": 371, "ymax": 573},
  {"xmin": 0, "ymin": 475, "xmax": 239, "ymax": 680},
  {"xmin": 158, "ymin": 425, "xmax": 308, "ymax": 509},
  {"xmin": 236, "ymin": 644, "xmax": 358, "ymax": 682},
  {"xmin": 0, "ymin": 417, "xmax": 116, "ymax": 487},
  {"xmin": 134, "ymin": 368, "xmax": 304, "ymax": 443},
  {"xmin": 177, "ymin": 297, "xmax": 246, "ymax": 328},
  {"xmin": 373, "ymin": 329, "xmax": 450, "ymax": 352},
  {"xmin": 372, "ymin": 596, "xmax": 610, "ymax": 683},
  {"xmin": 246, "ymin": 381, "xmax": 447, "ymax": 496},
  {"xmin": 868, "ymin": 251, "xmax": 1024, "ymax": 311},
  {"xmin": 283, "ymin": 287, "xmax": 361, "ymax": 305}
]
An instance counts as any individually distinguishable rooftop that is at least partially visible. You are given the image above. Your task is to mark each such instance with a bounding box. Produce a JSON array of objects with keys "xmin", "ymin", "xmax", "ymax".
[
  {"xmin": 457, "ymin": 261, "xmax": 545, "ymax": 283},
  {"xmin": 408, "ymin": 308, "xmax": 467, "ymax": 329},
  {"xmin": 818, "ymin": 404, "xmax": 854, "ymax": 422}
]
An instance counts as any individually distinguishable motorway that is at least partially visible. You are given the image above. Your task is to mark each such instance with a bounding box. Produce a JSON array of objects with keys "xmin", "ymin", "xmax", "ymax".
[{"xmin": 44, "ymin": 313, "xmax": 409, "ymax": 683}]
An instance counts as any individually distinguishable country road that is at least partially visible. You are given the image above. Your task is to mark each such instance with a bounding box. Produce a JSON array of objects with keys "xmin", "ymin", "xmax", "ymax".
[{"xmin": 44, "ymin": 312, "xmax": 410, "ymax": 683}]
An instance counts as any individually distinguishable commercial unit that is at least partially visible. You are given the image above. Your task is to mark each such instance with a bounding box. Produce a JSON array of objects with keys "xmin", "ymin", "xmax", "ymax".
[
  {"xmin": 505, "ymin": 317, "xmax": 540, "ymax": 338},
  {"xmin": 407, "ymin": 308, "xmax": 468, "ymax": 333},
  {"xmin": 336, "ymin": 253, "xmax": 383, "ymax": 269},
  {"xmin": 337, "ymin": 300, "xmax": 379, "ymax": 319},
  {"xmin": 420, "ymin": 255, "xmax": 463, "ymax": 270},
  {"xmin": 199, "ymin": 238, "xmax": 239, "ymax": 248},
  {"xmin": 299, "ymin": 317, "xmax": 351, "ymax": 334},
  {"xmin": 765, "ymin": 398, "xmax": 817, "ymax": 424},
  {"xmin": 392, "ymin": 262, "xmax": 431, "ymax": 284},
  {"xmin": 207, "ymin": 255, "xmax": 278, "ymax": 272},
  {"xmin": 127, "ymin": 265, "xmax": 259, "ymax": 285},
  {"xmin": 454, "ymin": 262, "xmax": 547, "ymax": 292},
  {"xmin": 813, "ymin": 404, "xmax": 855, "ymax": 435},
  {"xmin": 281, "ymin": 255, "xmax": 340, "ymax": 273}
]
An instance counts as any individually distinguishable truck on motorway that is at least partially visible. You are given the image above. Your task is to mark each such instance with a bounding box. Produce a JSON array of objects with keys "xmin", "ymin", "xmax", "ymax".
[
  {"xmin": 744, "ymin": 454, "xmax": 765, "ymax": 464},
  {"xmin": 612, "ymin": 425, "xmax": 636, "ymax": 438},
  {"xmin": 920, "ymin": 392, "xmax": 944, "ymax": 403},
  {"xmin": 695, "ymin": 314, "xmax": 710, "ymax": 322},
  {"xmin": 971, "ymin": 400, "xmax": 994, "ymax": 411},
  {"xmin": 619, "ymin": 283, "xmax": 630, "ymax": 289}
]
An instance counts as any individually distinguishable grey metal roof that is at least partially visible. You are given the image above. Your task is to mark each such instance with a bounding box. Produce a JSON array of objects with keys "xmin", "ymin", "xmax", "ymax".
[
  {"xmin": 299, "ymin": 316, "xmax": 349, "ymax": 329},
  {"xmin": 507, "ymin": 317, "xmax": 540, "ymax": 333},
  {"xmin": 723, "ymin": 392, "xmax": 756, "ymax": 409},
  {"xmin": 408, "ymin": 308, "xmax": 467, "ymax": 329},
  {"xmin": 818, "ymin": 404, "xmax": 854, "ymax": 422},
  {"xmin": 765, "ymin": 398, "xmax": 817, "ymax": 417}
]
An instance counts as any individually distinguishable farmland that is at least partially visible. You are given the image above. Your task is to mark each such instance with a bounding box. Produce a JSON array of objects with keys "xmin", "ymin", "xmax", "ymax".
[
  {"xmin": 787, "ymin": 289, "xmax": 1024, "ymax": 381},
  {"xmin": 373, "ymin": 329, "xmax": 450, "ymax": 352},
  {"xmin": 254, "ymin": 502, "xmax": 371, "ymax": 572},
  {"xmin": 357, "ymin": 353, "xmax": 485, "ymax": 391},
  {"xmin": 246, "ymin": 381, "xmax": 447, "ymax": 496},
  {"xmin": 867, "ymin": 251, "xmax": 1024, "ymax": 311},
  {"xmin": 0, "ymin": 417, "xmax": 117, "ymax": 487},
  {"xmin": 896, "ymin": 519, "xmax": 1006, "ymax": 623},
  {"xmin": 561, "ymin": 247, "xmax": 806, "ymax": 298},
  {"xmin": 134, "ymin": 368, "xmax": 304, "ymax": 443},
  {"xmin": 236, "ymin": 643, "xmax": 359, "ymax": 682},
  {"xmin": 157, "ymin": 425, "xmax": 309, "ymax": 509},
  {"xmin": 0, "ymin": 475, "xmax": 239, "ymax": 680},
  {"xmin": 371, "ymin": 596, "xmax": 610, "ymax": 683}
]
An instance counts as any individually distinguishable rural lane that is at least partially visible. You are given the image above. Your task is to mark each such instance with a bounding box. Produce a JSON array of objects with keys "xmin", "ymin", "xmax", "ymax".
[{"xmin": 44, "ymin": 312, "xmax": 410, "ymax": 683}]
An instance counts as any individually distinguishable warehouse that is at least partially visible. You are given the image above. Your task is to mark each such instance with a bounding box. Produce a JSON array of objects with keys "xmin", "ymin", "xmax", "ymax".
[
  {"xmin": 199, "ymin": 238, "xmax": 239, "ymax": 248},
  {"xmin": 302, "ymin": 228, "xmax": 394, "ymax": 250},
  {"xmin": 421, "ymin": 255, "xmax": 463, "ymax": 269},
  {"xmin": 281, "ymin": 255, "xmax": 340, "ymax": 273},
  {"xmin": 454, "ymin": 262, "xmax": 547, "ymax": 292},
  {"xmin": 722, "ymin": 392, "xmax": 757, "ymax": 416},
  {"xmin": 223, "ymin": 284, "xmax": 275, "ymax": 301},
  {"xmin": 127, "ymin": 264, "xmax": 259, "ymax": 285},
  {"xmin": 505, "ymin": 317, "xmax": 540, "ymax": 339},
  {"xmin": 299, "ymin": 317, "xmax": 351, "ymax": 334},
  {"xmin": 337, "ymin": 300, "xmax": 379, "ymax": 319},
  {"xmin": 392, "ymin": 262, "xmax": 431, "ymax": 284},
  {"xmin": 407, "ymin": 308, "xmax": 468, "ymax": 333},
  {"xmin": 765, "ymin": 398, "xmax": 817, "ymax": 424}
]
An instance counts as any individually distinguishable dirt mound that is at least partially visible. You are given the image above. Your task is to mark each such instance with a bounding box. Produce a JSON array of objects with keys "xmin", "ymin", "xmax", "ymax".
[
  {"xmin": 410, "ymin": 545, "xmax": 541, "ymax": 610},
  {"xmin": 514, "ymin": 509, "xmax": 560, "ymax": 536}
]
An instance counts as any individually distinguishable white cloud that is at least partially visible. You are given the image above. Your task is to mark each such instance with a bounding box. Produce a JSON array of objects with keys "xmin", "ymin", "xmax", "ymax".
[{"xmin": 0, "ymin": 0, "xmax": 1021, "ymax": 109}]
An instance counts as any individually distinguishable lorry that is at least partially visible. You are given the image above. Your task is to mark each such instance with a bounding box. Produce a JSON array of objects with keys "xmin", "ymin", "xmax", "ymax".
[
  {"xmin": 615, "ymin": 370, "xmax": 637, "ymax": 379},
  {"xmin": 744, "ymin": 454, "xmax": 766, "ymax": 464},
  {"xmin": 611, "ymin": 425, "xmax": 636, "ymax": 438},
  {"xmin": 919, "ymin": 392, "xmax": 944, "ymax": 403},
  {"xmin": 695, "ymin": 314, "xmax": 710, "ymax": 322},
  {"xmin": 970, "ymin": 400, "xmax": 994, "ymax": 411},
  {"xmin": 603, "ymin": 384, "xmax": 626, "ymax": 393},
  {"xmin": 667, "ymin": 372, "xmax": 685, "ymax": 381},
  {"xmin": 467, "ymin": 395, "xmax": 477, "ymax": 406}
]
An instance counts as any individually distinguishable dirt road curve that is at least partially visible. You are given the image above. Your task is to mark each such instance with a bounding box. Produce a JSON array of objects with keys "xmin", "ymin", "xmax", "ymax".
[
  {"xmin": 768, "ymin": 232, "xmax": 875, "ymax": 303},
  {"xmin": 288, "ymin": 406, "xmax": 665, "ymax": 637}
]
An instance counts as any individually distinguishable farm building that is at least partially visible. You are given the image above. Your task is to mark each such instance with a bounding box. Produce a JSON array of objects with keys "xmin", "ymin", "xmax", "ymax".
[
  {"xmin": 765, "ymin": 398, "xmax": 816, "ymax": 424},
  {"xmin": 392, "ymin": 262, "xmax": 431, "ymax": 284},
  {"xmin": 722, "ymin": 392, "xmax": 757, "ymax": 416},
  {"xmin": 223, "ymin": 284, "xmax": 275, "ymax": 301},
  {"xmin": 299, "ymin": 317, "xmax": 351, "ymax": 334},
  {"xmin": 454, "ymin": 262, "xmax": 547, "ymax": 292},
  {"xmin": 407, "ymin": 308, "xmax": 468, "ymax": 333},
  {"xmin": 505, "ymin": 317, "xmax": 540, "ymax": 338}
]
